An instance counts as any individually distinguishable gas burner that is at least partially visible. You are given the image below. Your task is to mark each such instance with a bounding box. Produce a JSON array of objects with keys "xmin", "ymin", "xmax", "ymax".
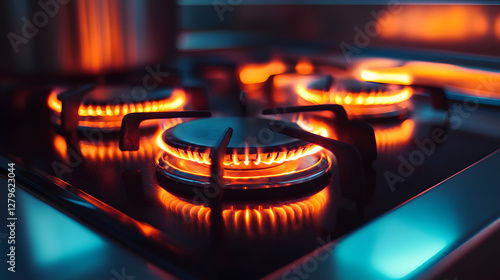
[
  {"xmin": 47, "ymin": 85, "xmax": 186, "ymax": 131},
  {"xmin": 297, "ymin": 78, "xmax": 413, "ymax": 119},
  {"xmin": 155, "ymin": 117, "xmax": 332, "ymax": 201}
]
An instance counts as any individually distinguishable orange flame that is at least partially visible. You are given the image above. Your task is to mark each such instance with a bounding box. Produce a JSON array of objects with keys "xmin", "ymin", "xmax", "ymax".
[
  {"xmin": 157, "ymin": 118, "xmax": 328, "ymax": 168},
  {"xmin": 158, "ymin": 138, "xmax": 323, "ymax": 169},
  {"xmin": 239, "ymin": 60, "xmax": 287, "ymax": 84},
  {"xmin": 53, "ymin": 132, "xmax": 161, "ymax": 162},
  {"xmin": 296, "ymin": 83, "xmax": 413, "ymax": 106},
  {"xmin": 47, "ymin": 88, "xmax": 186, "ymax": 118},
  {"xmin": 158, "ymin": 187, "xmax": 328, "ymax": 235}
]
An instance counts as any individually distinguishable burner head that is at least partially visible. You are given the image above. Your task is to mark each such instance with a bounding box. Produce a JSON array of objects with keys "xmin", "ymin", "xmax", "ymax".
[
  {"xmin": 48, "ymin": 86, "xmax": 186, "ymax": 131},
  {"xmin": 156, "ymin": 117, "xmax": 332, "ymax": 201}
]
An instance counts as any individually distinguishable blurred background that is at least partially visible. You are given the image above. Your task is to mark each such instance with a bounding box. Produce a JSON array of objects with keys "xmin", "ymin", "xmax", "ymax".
[{"xmin": 1, "ymin": 1, "xmax": 499, "ymax": 78}]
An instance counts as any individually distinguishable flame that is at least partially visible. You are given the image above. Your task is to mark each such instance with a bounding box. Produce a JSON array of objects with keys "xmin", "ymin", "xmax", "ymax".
[
  {"xmin": 374, "ymin": 120, "xmax": 415, "ymax": 154},
  {"xmin": 378, "ymin": 6, "xmax": 488, "ymax": 42},
  {"xmin": 158, "ymin": 187, "xmax": 328, "ymax": 235},
  {"xmin": 296, "ymin": 83, "xmax": 413, "ymax": 106},
  {"xmin": 158, "ymin": 136, "xmax": 323, "ymax": 169},
  {"xmin": 160, "ymin": 117, "xmax": 185, "ymax": 131},
  {"xmin": 239, "ymin": 60, "xmax": 287, "ymax": 84},
  {"xmin": 47, "ymin": 88, "xmax": 186, "ymax": 117},
  {"xmin": 296, "ymin": 59, "xmax": 314, "ymax": 74}
]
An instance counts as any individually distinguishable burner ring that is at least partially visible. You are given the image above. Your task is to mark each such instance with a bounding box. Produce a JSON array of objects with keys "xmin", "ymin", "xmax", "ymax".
[{"xmin": 156, "ymin": 153, "xmax": 332, "ymax": 202}]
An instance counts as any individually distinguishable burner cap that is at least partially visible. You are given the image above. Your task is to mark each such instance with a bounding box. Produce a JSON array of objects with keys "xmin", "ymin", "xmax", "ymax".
[
  {"xmin": 338, "ymin": 79, "xmax": 404, "ymax": 93},
  {"xmin": 82, "ymin": 86, "xmax": 175, "ymax": 105},
  {"xmin": 162, "ymin": 117, "xmax": 309, "ymax": 154}
]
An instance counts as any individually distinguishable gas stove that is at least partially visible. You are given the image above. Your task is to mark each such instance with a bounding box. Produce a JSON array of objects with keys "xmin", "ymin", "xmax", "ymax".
[{"xmin": 1, "ymin": 2, "xmax": 500, "ymax": 280}]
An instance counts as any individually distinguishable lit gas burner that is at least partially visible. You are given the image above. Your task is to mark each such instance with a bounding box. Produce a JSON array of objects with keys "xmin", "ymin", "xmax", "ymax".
[
  {"xmin": 47, "ymin": 86, "xmax": 186, "ymax": 131},
  {"xmin": 297, "ymin": 79, "xmax": 413, "ymax": 119},
  {"xmin": 155, "ymin": 117, "xmax": 332, "ymax": 201}
]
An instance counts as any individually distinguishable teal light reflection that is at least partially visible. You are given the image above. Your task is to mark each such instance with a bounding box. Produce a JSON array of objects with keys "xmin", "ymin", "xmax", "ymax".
[
  {"xmin": 369, "ymin": 217, "xmax": 447, "ymax": 279},
  {"xmin": 332, "ymin": 192, "xmax": 463, "ymax": 280},
  {"xmin": 21, "ymin": 191, "xmax": 106, "ymax": 274}
]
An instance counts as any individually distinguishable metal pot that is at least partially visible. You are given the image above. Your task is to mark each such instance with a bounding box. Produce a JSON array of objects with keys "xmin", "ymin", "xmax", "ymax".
[{"xmin": 0, "ymin": 0, "xmax": 177, "ymax": 78}]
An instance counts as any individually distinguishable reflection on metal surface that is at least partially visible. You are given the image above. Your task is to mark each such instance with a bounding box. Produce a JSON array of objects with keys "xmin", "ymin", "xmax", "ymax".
[
  {"xmin": 80, "ymin": 137, "xmax": 159, "ymax": 162},
  {"xmin": 335, "ymin": 213, "xmax": 451, "ymax": 279},
  {"xmin": 0, "ymin": 0, "xmax": 175, "ymax": 76},
  {"xmin": 158, "ymin": 187, "xmax": 328, "ymax": 236},
  {"xmin": 374, "ymin": 120, "xmax": 415, "ymax": 154},
  {"xmin": 21, "ymin": 188, "xmax": 106, "ymax": 273},
  {"xmin": 358, "ymin": 60, "xmax": 500, "ymax": 100},
  {"xmin": 76, "ymin": 1, "xmax": 129, "ymax": 72},
  {"xmin": 379, "ymin": 6, "xmax": 488, "ymax": 42},
  {"xmin": 53, "ymin": 134, "xmax": 68, "ymax": 159},
  {"xmin": 53, "ymin": 133, "xmax": 161, "ymax": 162}
]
